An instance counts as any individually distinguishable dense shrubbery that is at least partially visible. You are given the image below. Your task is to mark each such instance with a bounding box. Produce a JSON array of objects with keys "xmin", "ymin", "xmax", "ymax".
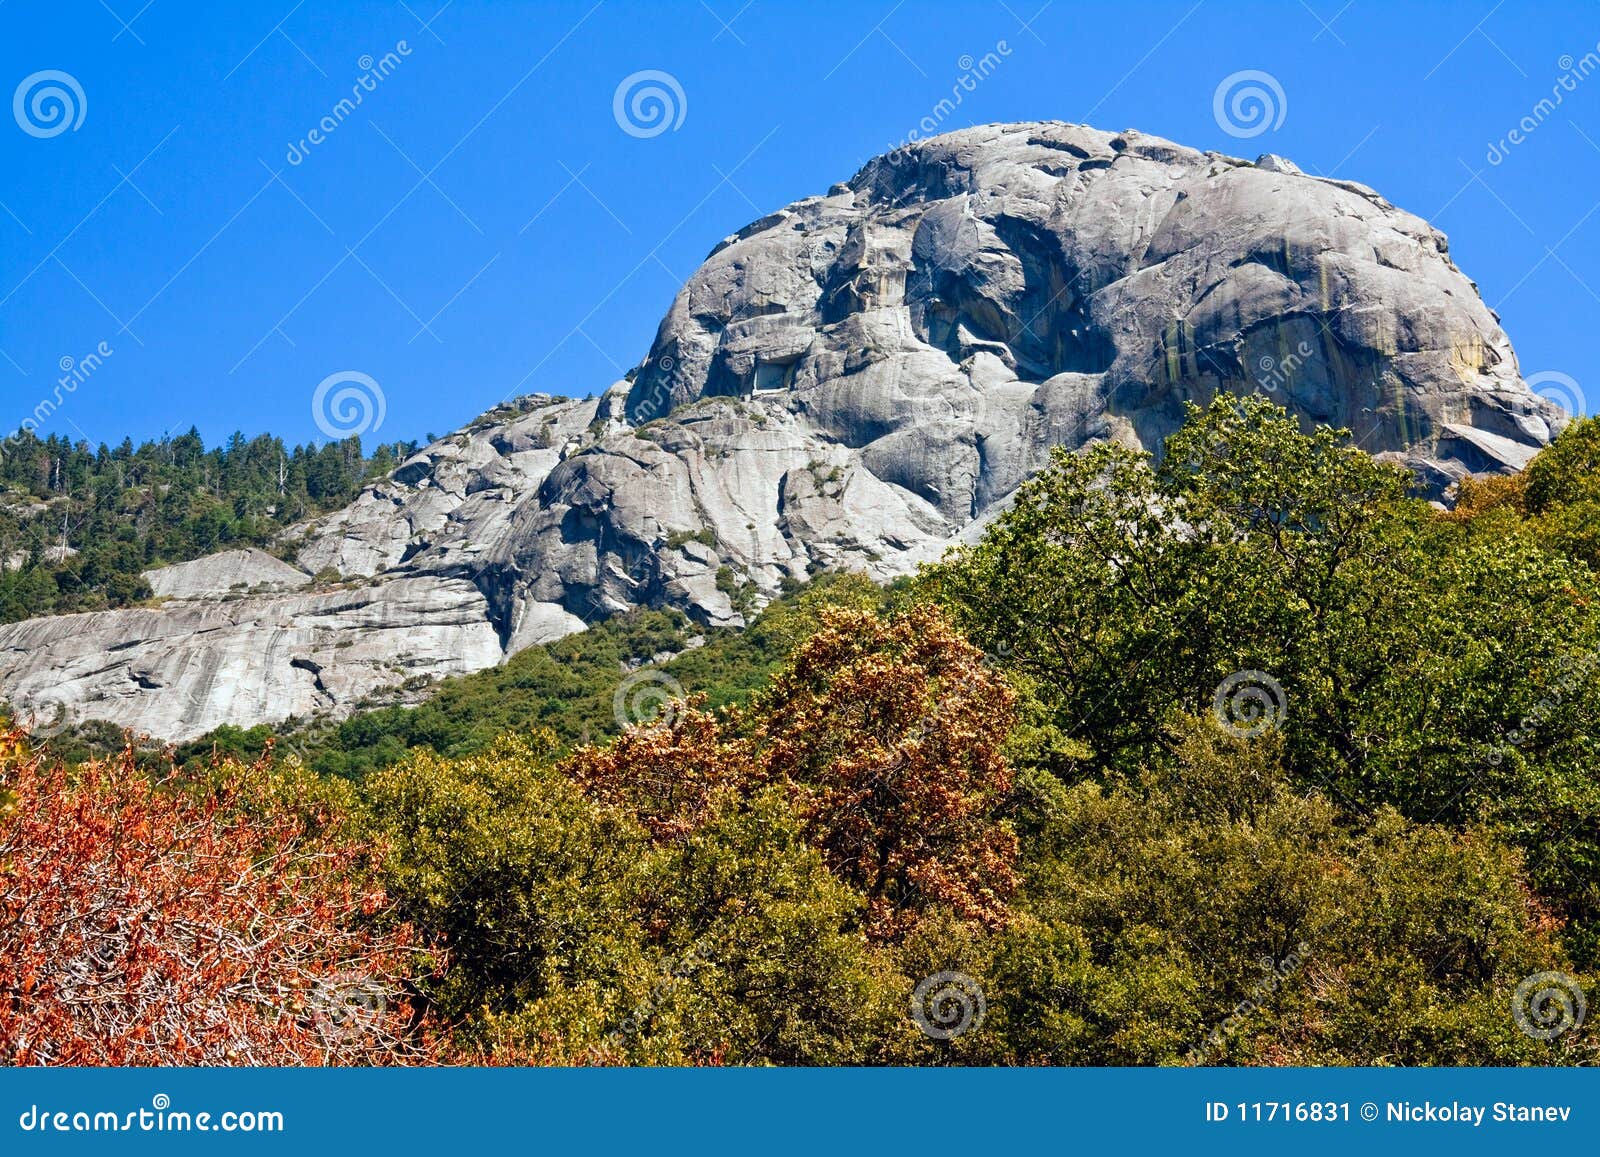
[
  {"xmin": 991, "ymin": 719, "xmax": 1572, "ymax": 1064},
  {"xmin": 6, "ymin": 397, "xmax": 1600, "ymax": 1065},
  {"xmin": 926, "ymin": 397, "xmax": 1600, "ymax": 967},
  {"xmin": 0, "ymin": 732, "xmax": 431, "ymax": 1065}
]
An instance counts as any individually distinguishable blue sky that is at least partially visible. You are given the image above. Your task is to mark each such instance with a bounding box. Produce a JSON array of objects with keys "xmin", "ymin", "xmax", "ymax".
[{"xmin": 1, "ymin": 0, "xmax": 1597, "ymax": 449}]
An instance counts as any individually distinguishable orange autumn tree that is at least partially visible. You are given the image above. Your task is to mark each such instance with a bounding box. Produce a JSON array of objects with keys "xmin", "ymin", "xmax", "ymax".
[
  {"xmin": 563, "ymin": 703, "xmax": 750, "ymax": 844},
  {"xmin": 753, "ymin": 605, "xmax": 1018, "ymax": 937},
  {"xmin": 560, "ymin": 605, "xmax": 1019, "ymax": 939},
  {"xmin": 0, "ymin": 731, "xmax": 432, "ymax": 1066}
]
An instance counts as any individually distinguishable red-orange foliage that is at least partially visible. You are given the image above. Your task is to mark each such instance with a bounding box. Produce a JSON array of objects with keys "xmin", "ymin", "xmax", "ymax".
[
  {"xmin": 562, "ymin": 702, "xmax": 750, "ymax": 844},
  {"xmin": 755, "ymin": 605, "xmax": 1019, "ymax": 937},
  {"xmin": 560, "ymin": 606, "xmax": 1020, "ymax": 940},
  {"xmin": 0, "ymin": 733, "xmax": 433, "ymax": 1065}
]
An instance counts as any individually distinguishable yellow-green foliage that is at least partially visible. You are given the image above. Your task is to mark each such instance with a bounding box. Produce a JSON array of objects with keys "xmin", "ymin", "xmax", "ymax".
[
  {"xmin": 336, "ymin": 403, "xmax": 1600, "ymax": 1065},
  {"xmin": 925, "ymin": 396, "xmax": 1600, "ymax": 967},
  {"xmin": 349, "ymin": 673, "xmax": 1592, "ymax": 1066},
  {"xmin": 41, "ymin": 401, "xmax": 1600, "ymax": 1067},
  {"xmin": 979, "ymin": 718, "xmax": 1584, "ymax": 1065},
  {"xmin": 357, "ymin": 732, "xmax": 915, "ymax": 1065}
]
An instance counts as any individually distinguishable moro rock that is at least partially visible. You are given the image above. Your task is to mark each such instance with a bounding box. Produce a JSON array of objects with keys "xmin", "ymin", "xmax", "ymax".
[{"xmin": 0, "ymin": 121, "xmax": 1561, "ymax": 739}]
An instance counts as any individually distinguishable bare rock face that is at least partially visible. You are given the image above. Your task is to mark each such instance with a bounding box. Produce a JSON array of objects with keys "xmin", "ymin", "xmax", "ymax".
[
  {"xmin": 0, "ymin": 122, "xmax": 1563, "ymax": 740},
  {"xmin": 144, "ymin": 548, "xmax": 311, "ymax": 601},
  {"xmin": 1, "ymin": 576, "xmax": 502, "ymax": 740}
]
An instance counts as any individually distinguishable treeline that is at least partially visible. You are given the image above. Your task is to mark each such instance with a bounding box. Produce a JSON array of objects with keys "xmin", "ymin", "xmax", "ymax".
[
  {"xmin": 0, "ymin": 428, "xmax": 418, "ymax": 622},
  {"xmin": 6, "ymin": 397, "xmax": 1600, "ymax": 1066}
]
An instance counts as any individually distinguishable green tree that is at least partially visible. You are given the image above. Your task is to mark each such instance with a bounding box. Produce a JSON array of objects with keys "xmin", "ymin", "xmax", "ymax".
[
  {"xmin": 924, "ymin": 396, "xmax": 1600, "ymax": 961},
  {"xmin": 983, "ymin": 717, "xmax": 1593, "ymax": 1065}
]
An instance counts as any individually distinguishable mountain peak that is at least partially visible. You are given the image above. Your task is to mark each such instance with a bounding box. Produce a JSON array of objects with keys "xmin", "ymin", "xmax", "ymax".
[{"xmin": 0, "ymin": 120, "xmax": 1562, "ymax": 740}]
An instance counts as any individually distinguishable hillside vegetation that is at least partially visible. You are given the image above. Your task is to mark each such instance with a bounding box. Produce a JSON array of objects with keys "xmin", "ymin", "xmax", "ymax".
[
  {"xmin": 0, "ymin": 428, "xmax": 416, "ymax": 623},
  {"xmin": 6, "ymin": 397, "xmax": 1599, "ymax": 1066}
]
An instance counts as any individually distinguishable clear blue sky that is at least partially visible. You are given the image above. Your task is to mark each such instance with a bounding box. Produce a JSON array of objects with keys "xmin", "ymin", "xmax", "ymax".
[{"xmin": 1, "ymin": 0, "xmax": 1597, "ymax": 450}]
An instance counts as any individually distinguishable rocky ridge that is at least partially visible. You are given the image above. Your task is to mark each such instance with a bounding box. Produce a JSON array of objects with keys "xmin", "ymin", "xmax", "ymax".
[{"xmin": 0, "ymin": 121, "xmax": 1563, "ymax": 739}]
